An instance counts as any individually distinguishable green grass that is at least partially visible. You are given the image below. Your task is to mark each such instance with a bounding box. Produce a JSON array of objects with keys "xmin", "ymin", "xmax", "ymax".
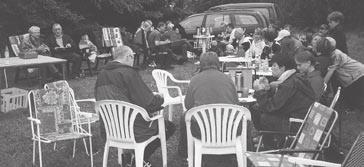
[{"xmin": 1, "ymin": 30, "xmax": 364, "ymax": 167}]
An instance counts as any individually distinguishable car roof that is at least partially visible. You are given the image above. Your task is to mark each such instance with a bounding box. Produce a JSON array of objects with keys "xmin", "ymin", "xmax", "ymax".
[
  {"xmin": 184, "ymin": 9, "xmax": 263, "ymax": 19},
  {"xmin": 209, "ymin": 3, "xmax": 275, "ymax": 10}
]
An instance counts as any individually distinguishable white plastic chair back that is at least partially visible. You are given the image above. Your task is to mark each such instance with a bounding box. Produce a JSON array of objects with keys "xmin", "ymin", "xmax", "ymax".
[
  {"xmin": 152, "ymin": 69, "xmax": 174, "ymax": 99},
  {"xmin": 95, "ymin": 100, "xmax": 152, "ymax": 143},
  {"xmin": 185, "ymin": 104, "xmax": 251, "ymax": 167}
]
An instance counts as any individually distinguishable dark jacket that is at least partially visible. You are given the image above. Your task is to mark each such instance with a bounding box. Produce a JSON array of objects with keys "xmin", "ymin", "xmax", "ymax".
[
  {"xmin": 254, "ymin": 73, "xmax": 315, "ymax": 119},
  {"xmin": 47, "ymin": 34, "xmax": 77, "ymax": 54},
  {"xmin": 95, "ymin": 61, "xmax": 164, "ymax": 142},
  {"xmin": 185, "ymin": 69, "xmax": 239, "ymax": 110},
  {"xmin": 328, "ymin": 25, "xmax": 348, "ymax": 54},
  {"xmin": 304, "ymin": 70, "xmax": 325, "ymax": 101}
]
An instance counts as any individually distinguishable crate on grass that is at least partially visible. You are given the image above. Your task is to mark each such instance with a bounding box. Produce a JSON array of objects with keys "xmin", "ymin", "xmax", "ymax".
[{"xmin": 1, "ymin": 87, "xmax": 28, "ymax": 113}]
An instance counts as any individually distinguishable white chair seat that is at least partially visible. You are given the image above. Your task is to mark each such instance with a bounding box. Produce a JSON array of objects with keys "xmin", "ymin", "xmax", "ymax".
[{"xmin": 163, "ymin": 95, "xmax": 185, "ymax": 106}]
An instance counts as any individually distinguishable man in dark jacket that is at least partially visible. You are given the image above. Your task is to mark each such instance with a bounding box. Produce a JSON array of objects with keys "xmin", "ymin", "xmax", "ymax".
[
  {"xmin": 327, "ymin": 11, "xmax": 348, "ymax": 54},
  {"xmin": 47, "ymin": 23, "xmax": 82, "ymax": 79},
  {"xmin": 178, "ymin": 52, "xmax": 243, "ymax": 159},
  {"xmin": 252, "ymin": 54, "xmax": 315, "ymax": 149},
  {"xmin": 95, "ymin": 45, "xmax": 175, "ymax": 166}
]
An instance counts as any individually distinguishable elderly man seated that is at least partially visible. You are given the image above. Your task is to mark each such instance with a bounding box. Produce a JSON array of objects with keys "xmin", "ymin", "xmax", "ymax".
[
  {"xmin": 178, "ymin": 51, "xmax": 242, "ymax": 160},
  {"xmin": 21, "ymin": 26, "xmax": 62, "ymax": 80},
  {"xmin": 47, "ymin": 23, "xmax": 82, "ymax": 79},
  {"xmin": 251, "ymin": 54, "xmax": 315, "ymax": 150},
  {"xmin": 94, "ymin": 45, "xmax": 175, "ymax": 167}
]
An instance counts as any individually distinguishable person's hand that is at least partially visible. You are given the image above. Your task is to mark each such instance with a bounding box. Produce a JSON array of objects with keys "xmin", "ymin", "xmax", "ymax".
[
  {"xmin": 253, "ymin": 77, "xmax": 270, "ymax": 91},
  {"xmin": 65, "ymin": 43, "xmax": 71, "ymax": 48}
]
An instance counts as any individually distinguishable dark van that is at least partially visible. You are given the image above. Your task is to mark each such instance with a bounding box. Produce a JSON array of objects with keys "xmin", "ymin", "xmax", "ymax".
[
  {"xmin": 208, "ymin": 3, "xmax": 282, "ymax": 26},
  {"xmin": 179, "ymin": 10, "xmax": 268, "ymax": 39}
]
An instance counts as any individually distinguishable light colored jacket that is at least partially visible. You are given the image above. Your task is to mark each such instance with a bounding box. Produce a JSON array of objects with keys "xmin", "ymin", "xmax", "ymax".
[{"xmin": 329, "ymin": 49, "xmax": 364, "ymax": 87}]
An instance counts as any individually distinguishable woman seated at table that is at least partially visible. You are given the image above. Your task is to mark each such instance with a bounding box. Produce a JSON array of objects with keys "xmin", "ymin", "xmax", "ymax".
[
  {"xmin": 251, "ymin": 54, "xmax": 315, "ymax": 150},
  {"xmin": 21, "ymin": 26, "xmax": 62, "ymax": 80}
]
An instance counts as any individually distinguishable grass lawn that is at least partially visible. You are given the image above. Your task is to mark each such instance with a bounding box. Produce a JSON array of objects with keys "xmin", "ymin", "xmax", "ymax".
[{"xmin": 0, "ymin": 30, "xmax": 363, "ymax": 167}]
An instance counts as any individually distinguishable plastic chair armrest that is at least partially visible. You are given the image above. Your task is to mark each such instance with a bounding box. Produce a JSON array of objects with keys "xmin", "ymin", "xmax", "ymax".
[
  {"xmin": 76, "ymin": 98, "xmax": 96, "ymax": 103},
  {"xmin": 287, "ymin": 156, "xmax": 341, "ymax": 167},
  {"xmin": 28, "ymin": 117, "xmax": 41, "ymax": 124},
  {"xmin": 258, "ymin": 130, "xmax": 295, "ymax": 136},
  {"xmin": 170, "ymin": 78, "xmax": 190, "ymax": 84},
  {"xmin": 277, "ymin": 148, "xmax": 322, "ymax": 154},
  {"xmin": 289, "ymin": 118, "xmax": 304, "ymax": 123},
  {"xmin": 77, "ymin": 111, "xmax": 94, "ymax": 119}
]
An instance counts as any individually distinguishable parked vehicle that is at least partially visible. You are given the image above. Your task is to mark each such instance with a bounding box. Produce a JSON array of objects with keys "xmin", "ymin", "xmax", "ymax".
[
  {"xmin": 208, "ymin": 3, "xmax": 282, "ymax": 26},
  {"xmin": 179, "ymin": 9, "xmax": 268, "ymax": 39}
]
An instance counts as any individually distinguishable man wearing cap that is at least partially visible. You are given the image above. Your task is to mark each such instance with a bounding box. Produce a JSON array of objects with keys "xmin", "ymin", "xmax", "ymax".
[
  {"xmin": 95, "ymin": 45, "xmax": 175, "ymax": 166},
  {"xmin": 21, "ymin": 26, "xmax": 62, "ymax": 79},
  {"xmin": 47, "ymin": 23, "xmax": 82, "ymax": 79},
  {"xmin": 275, "ymin": 29, "xmax": 303, "ymax": 58}
]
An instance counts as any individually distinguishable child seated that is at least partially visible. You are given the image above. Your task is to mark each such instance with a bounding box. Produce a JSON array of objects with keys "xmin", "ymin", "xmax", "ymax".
[{"xmin": 79, "ymin": 34, "xmax": 97, "ymax": 63}]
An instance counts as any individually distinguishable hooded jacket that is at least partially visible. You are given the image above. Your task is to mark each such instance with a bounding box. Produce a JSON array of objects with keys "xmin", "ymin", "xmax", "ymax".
[
  {"xmin": 95, "ymin": 61, "xmax": 163, "ymax": 142},
  {"xmin": 254, "ymin": 72, "xmax": 315, "ymax": 119}
]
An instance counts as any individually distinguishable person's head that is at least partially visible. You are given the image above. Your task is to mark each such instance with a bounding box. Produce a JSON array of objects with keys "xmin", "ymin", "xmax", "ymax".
[
  {"xmin": 253, "ymin": 28, "xmax": 263, "ymax": 42},
  {"xmin": 295, "ymin": 51, "xmax": 316, "ymax": 73},
  {"xmin": 311, "ymin": 33, "xmax": 324, "ymax": 52},
  {"xmin": 316, "ymin": 37, "xmax": 336, "ymax": 56},
  {"xmin": 141, "ymin": 20, "xmax": 152, "ymax": 31},
  {"xmin": 199, "ymin": 51, "xmax": 220, "ymax": 71},
  {"xmin": 283, "ymin": 24, "xmax": 293, "ymax": 32},
  {"xmin": 327, "ymin": 11, "xmax": 344, "ymax": 29},
  {"xmin": 112, "ymin": 46, "xmax": 135, "ymax": 67},
  {"xmin": 270, "ymin": 54, "xmax": 296, "ymax": 78},
  {"xmin": 226, "ymin": 23, "xmax": 234, "ymax": 33},
  {"xmin": 166, "ymin": 20, "xmax": 174, "ymax": 31},
  {"xmin": 234, "ymin": 28, "xmax": 245, "ymax": 40},
  {"xmin": 80, "ymin": 34, "xmax": 89, "ymax": 41},
  {"xmin": 157, "ymin": 22, "xmax": 167, "ymax": 32},
  {"xmin": 28, "ymin": 26, "xmax": 41, "ymax": 39},
  {"xmin": 173, "ymin": 26, "xmax": 180, "ymax": 34},
  {"xmin": 52, "ymin": 23, "xmax": 63, "ymax": 37},
  {"xmin": 263, "ymin": 28, "xmax": 278, "ymax": 44},
  {"xmin": 319, "ymin": 24, "xmax": 329, "ymax": 35}
]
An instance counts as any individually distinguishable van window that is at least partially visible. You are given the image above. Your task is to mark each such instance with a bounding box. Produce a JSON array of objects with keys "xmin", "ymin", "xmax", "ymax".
[
  {"xmin": 205, "ymin": 14, "xmax": 231, "ymax": 29},
  {"xmin": 251, "ymin": 8, "xmax": 270, "ymax": 20},
  {"xmin": 235, "ymin": 15, "xmax": 259, "ymax": 27},
  {"xmin": 180, "ymin": 15, "xmax": 204, "ymax": 30}
]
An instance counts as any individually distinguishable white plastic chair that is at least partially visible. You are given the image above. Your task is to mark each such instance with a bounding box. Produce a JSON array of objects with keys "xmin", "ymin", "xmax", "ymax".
[
  {"xmin": 185, "ymin": 104, "xmax": 251, "ymax": 167},
  {"xmin": 152, "ymin": 69, "xmax": 190, "ymax": 121},
  {"xmin": 28, "ymin": 88, "xmax": 93, "ymax": 167},
  {"xmin": 95, "ymin": 100, "xmax": 167, "ymax": 167},
  {"xmin": 44, "ymin": 80, "xmax": 99, "ymax": 155}
]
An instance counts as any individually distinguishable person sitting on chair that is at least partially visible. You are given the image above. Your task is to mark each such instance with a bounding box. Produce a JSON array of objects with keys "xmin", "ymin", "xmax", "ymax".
[
  {"xmin": 252, "ymin": 54, "xmax": 315, "ymax": 150},
  {"xmin": 178, "ymin": 51, "xmax": 243, "ymax": 160},
  {"xmin": 21, "ymin": 26, "xmax": 62, "ymax": 80},
  {"xmin": 95, "ymin": 45, "xmax": 175, "ymax": 167},
  {"xmin": 148, "ymin": 22, "xmax": 174, "ymax": 69},
  {"xmin": 47, "ymin": 23, "xmax": 82, "ymax": 79},
  {"xmin": 79, "ymin": 33, "xmax": 97, "ymax": 63}
]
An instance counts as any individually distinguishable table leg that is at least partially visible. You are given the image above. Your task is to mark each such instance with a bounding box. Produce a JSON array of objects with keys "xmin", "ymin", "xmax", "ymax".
[
  {"xmin": 4, "ymin": 68, "xmax": 8, "ymax": 88},
  {"xmin": 62, "ymin": 63, "xmax": 66, "ymax": 80}
]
